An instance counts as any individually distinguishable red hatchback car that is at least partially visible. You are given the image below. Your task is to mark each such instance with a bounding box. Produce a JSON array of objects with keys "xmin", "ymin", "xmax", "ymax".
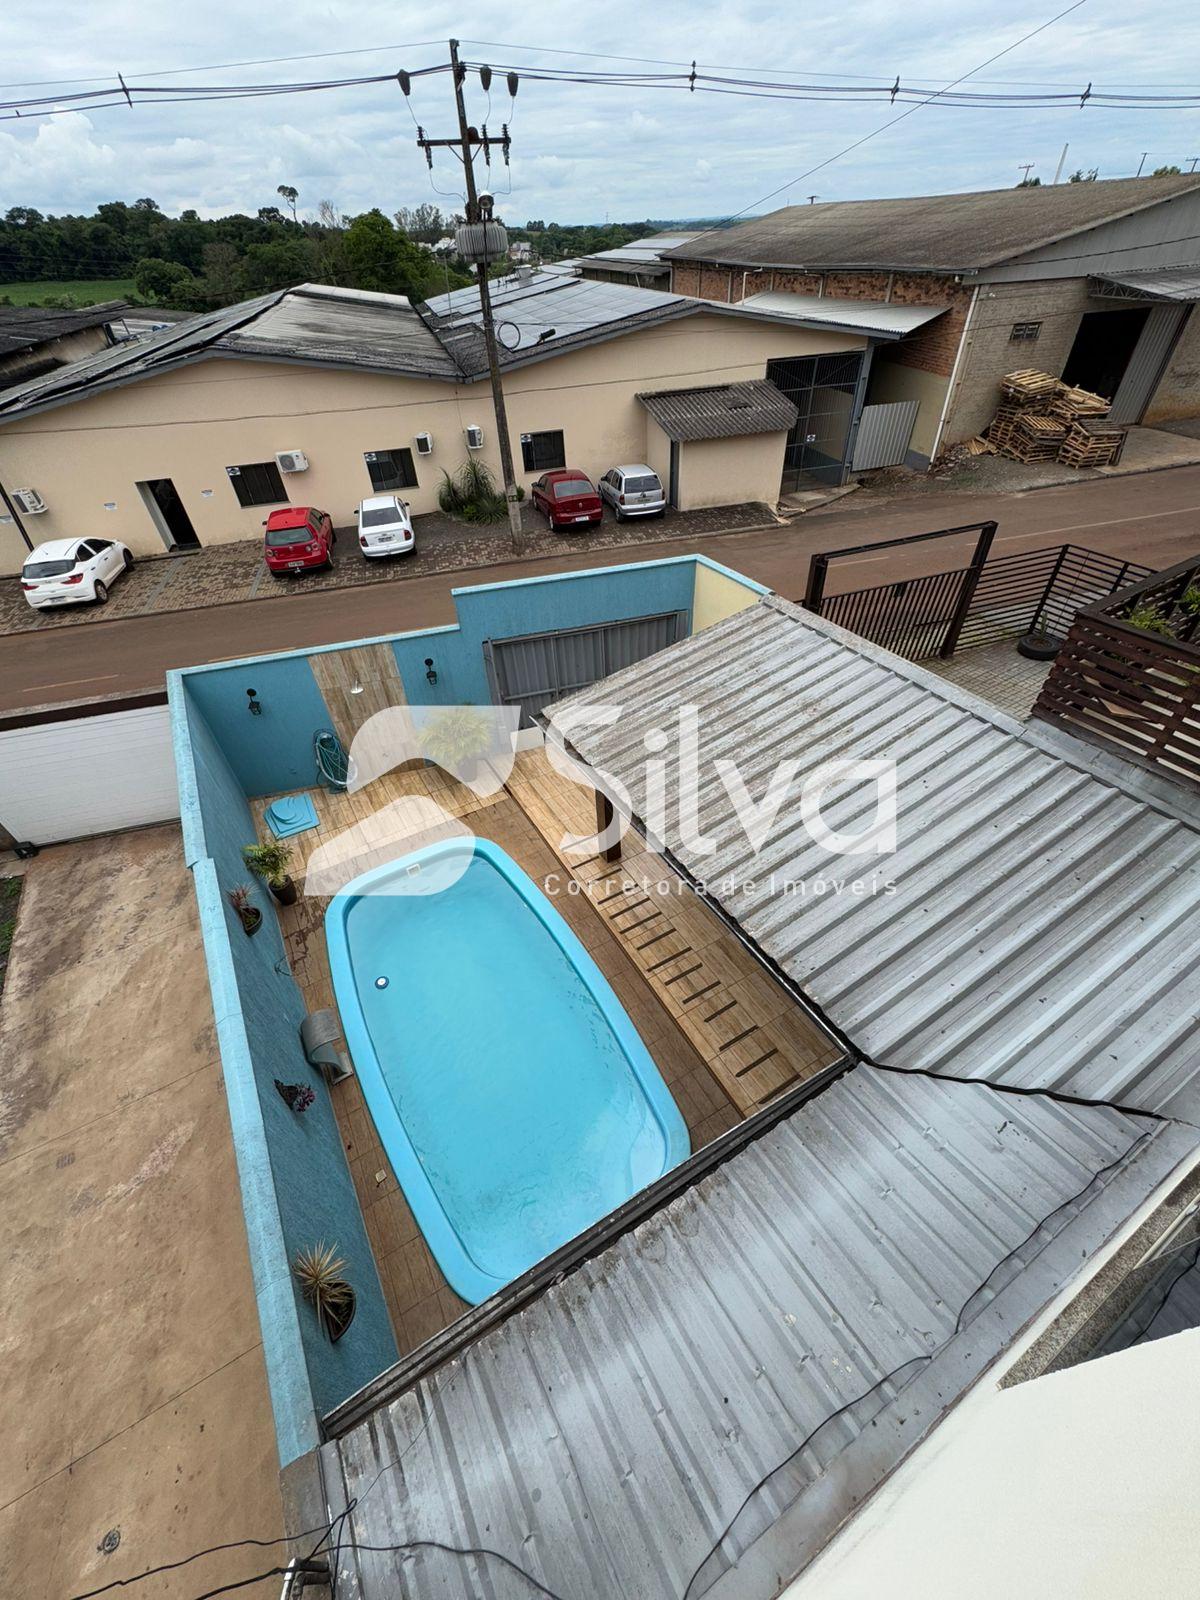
[
  {"xmin": 531, "ymin": 469, "xmax": 603, "ymax": 532},
  {"xmin": 263, "ymin": 506, "xmax": 336, "ymax": 575}
]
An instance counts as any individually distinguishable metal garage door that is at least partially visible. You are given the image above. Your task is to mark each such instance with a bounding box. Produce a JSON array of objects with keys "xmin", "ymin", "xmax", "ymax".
[
  {"xmin": 0, "ymin": 703, "xmax": 179, "ymax": 845},
  {"xmin": 1109, "ymin": 303, "xmax": 1189, "ymax": 424},
  {"xmin": 484, "ymin": 610, "xmax": 688, "ymax": 726}
]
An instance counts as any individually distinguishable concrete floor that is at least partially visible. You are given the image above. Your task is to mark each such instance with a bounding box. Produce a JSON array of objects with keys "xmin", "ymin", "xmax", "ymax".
[
  {"xmin": 925, "ymin": 640, "xmax": 1053, "ymax": 720},
  {"xmin": 0, "ymin": 827, "xmax": 283, "ymax": 1598}
]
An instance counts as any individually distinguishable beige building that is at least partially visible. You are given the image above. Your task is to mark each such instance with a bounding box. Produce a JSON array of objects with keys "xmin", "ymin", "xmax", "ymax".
[{"xmin": 0, "ymin": 277, "xmax": 868, "ymax": 575}]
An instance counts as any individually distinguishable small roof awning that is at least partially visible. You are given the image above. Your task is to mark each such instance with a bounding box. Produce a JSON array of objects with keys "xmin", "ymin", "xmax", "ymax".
[
  {"xmin": 737, "ymin": 290, "xmax": 949, "ymax": 340},
  {"xmin": 1090, "ymin": 265, "xmax": 1200, "ymax": 302},
  {"xmin": 637, "ymin": 379, "xmax": 799, "ymax": 442}
]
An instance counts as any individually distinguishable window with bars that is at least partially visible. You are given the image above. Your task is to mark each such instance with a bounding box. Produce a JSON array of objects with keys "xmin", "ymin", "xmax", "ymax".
[
  {"xmin": 1009, "ymin": 321, "xmax": 1042, "ymax": 343},
  {"xmin": 364, "ymin": 447, "xmax": 419, "ymax": 492},
  {"xmin": 226, "ymin": 461, "xmax": 287, "ymax": 507},
  {"xmin": 520, "ymin": 430, "xmax": 566, "ymax": 472}
]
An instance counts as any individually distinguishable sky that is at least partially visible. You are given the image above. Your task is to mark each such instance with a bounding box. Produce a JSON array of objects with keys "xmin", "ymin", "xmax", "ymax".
[{"xmin": 3, "ymin": 0, "xmax": 1200, "ymax": 226}]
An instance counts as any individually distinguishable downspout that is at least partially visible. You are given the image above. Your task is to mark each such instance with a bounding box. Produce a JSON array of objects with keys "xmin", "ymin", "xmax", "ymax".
[{"xmin": 929, "ymin": 283, "xmax": 980, "ymax": 466}]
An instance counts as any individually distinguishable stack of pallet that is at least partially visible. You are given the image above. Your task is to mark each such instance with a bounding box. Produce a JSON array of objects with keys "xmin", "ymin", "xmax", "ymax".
[
  {"xmin": 1058, "ymin": 416, "xmax": 1129, "ymax": 469},
  {"xmin": 984, "ymin": 371, "xmax": 1124, "ymax": 468}
]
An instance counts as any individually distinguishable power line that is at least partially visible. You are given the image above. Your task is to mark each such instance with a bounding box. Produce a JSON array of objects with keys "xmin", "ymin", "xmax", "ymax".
[{"xmin": 709, "ymin": 0, "xmax": 1094, "ymax": 224}]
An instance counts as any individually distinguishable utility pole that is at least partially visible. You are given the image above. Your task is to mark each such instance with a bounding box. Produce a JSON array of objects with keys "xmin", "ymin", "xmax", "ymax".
[
  {"xmin": 1136, "ymin": 151, "xmax": 1148, "ymax": 177},
  {"xmin": 1189, "ymin": 157, "xmax": 1199, "ymax": 173},
  {"xmin": 1018, "ymin": 163, "xmax": 1035, "ymax": 185},
  {"xmin": 416, "ymin": 40, "xmax": 525, "ymax": 553},
  {"xmin": 1053, "ymin": 142, "xmax": 1069, "ymax": 184}
]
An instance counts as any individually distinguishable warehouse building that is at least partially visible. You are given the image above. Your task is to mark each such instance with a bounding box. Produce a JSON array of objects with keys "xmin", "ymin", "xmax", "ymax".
[{"xmin": 666, "ymin": 175, "xmax": 1200, "ymax": 467}]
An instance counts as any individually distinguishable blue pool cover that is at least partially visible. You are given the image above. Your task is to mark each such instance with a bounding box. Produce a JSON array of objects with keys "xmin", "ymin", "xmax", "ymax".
[
  {"xmin": 325, "ymin": 838, "xmax": 690, "ymax": 1304},
  {"xmin": 264, "ymin": 793, "xmax": 319, "ymax": 839}
]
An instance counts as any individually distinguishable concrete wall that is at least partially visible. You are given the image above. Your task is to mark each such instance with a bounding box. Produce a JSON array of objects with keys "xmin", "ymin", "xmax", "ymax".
[
  {"xmin": 677, "ymin": 430, "xmax": 787, "ymax": 510},
  {"xmin": 864, "ymin": 355, "xmax": 947, "ymax": 462},
  {"xmin": 790, "ymin": 1328, "xmax": 1200, "ymax": 1600},
  {"xmin": 691, "ymin": 558, "xmax": 768, "ymax": 632},
  {"xmin": 0, "ymin": 313, "xmax": 865, "ymax": 572},
  {"xmin": 173, "ymin": 690, "xmax": 397, "ymax": 1463},
  {"xmin": 1144, "ymin": 304, "xmax": 1200, "ymax": 423}
]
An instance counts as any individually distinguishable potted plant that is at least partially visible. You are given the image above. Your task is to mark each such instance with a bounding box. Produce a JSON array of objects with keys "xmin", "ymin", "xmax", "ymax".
[
  {"xmin": 420, "ymin": 706, "xmax": 493, "ymax": 782},
  {"xmin": 243, "ymin": 839, "xmax": 298, "ymax": 906},
  {"xmin": 293, "ymin": 1242, "xmax": 356, "ymax": 1342},
  {"xmin": 274, "ymin": 1079, "xmax": 316, "ymax": 1113},
  {"xmin": 227, "ymin": 883, "xmax": 262, "ymax": 937}
]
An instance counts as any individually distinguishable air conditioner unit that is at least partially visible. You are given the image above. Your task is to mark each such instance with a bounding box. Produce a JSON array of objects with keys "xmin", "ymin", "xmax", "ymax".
[
  {"xmin": 464, "ymin": 425, "xmax": 485, "ymax": 451},
  {"xmin": 414, "ymin": 432, "xmax": 434, "ymax": 456},
  {"xmin": 12, "ymin": 487, "xmax": 47, "ymax": 515},
  {"xmin": 275, "ymin": 450, "xmax": 309, "ymax": 474}
]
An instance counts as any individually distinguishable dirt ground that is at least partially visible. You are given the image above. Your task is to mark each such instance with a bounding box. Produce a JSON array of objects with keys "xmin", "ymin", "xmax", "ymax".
[{"xmin": 0, "ymin": 826, "xmax": 283, "ymax": 1598}]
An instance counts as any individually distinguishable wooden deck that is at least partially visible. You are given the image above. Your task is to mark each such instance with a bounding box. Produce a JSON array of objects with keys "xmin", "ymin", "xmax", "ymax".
[{"xmin": 253, "ymin": 748, "xmax": 836, "ymax": 1356}]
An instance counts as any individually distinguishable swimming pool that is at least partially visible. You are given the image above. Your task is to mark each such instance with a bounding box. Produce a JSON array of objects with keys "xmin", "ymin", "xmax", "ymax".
[{"xmin": 324, "ymin": 838, "xmax": 690, "ymax": 1306}]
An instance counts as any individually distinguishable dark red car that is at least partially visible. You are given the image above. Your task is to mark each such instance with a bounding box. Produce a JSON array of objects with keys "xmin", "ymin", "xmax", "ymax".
[
  {"xmin": 530, "ymin": 469, "xmax": 603, "ymax": 532},
  {"xmin": 263, "ymin": 506, "xmax": 336, "ymax": 575}
]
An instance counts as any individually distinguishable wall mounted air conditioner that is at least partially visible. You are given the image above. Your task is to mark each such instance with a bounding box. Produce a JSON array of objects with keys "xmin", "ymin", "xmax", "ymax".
[
  {"xmin": 464, "ymin": 425, "xmax": 485, "ymax": 450},
  {"xmin": 414, "ymin": 432, "xmax": 434, "ymax": 456},
  {"xmin": 12, "ymin": 488, "xmax": 47, "ymax": 515},
  {"xmin": 275, "ymin": 450, "xmax": 309, "ymax": 474}
]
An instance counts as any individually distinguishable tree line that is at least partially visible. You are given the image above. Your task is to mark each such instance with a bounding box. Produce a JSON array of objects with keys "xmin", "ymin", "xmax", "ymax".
[{"xmin": 0, "ymin": 195, "xmax": 698, "ymax": 312}]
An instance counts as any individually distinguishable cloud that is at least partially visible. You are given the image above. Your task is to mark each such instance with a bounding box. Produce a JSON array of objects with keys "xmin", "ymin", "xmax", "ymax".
[{"xmin": 0, "ymin": 113, "xmax": 117, "ymax": 205}]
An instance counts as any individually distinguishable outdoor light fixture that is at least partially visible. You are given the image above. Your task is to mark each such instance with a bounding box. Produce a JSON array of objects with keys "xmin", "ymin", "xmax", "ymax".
[
  {"xmin": 246, "ymin": 687, "xmax": 263, "ymax": 716},
  {"xmin": 350, "ymin": 678, "xmax": 364, "ymax": 696},
  {"xmin": 425, "ymin": 657, "xmax": 438, "ymax": 686}
]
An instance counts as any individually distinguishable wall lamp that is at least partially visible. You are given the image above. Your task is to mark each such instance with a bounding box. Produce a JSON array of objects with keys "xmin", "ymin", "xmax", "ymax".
[
  {"xmin": 246, "ymin": 687, "xmax": 263, "ymax": 716},
  {"xmin": 424, "ymin": 657, "xmax": 438, "ymax": 686}
]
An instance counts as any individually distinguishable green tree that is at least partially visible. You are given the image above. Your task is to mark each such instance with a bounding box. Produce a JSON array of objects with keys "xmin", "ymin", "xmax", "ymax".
[
  {"xmin": 1152, "ymin": 164, "xmax": 1182, "ymax": 176},
  {"xmin": 342, "ymin": 208, "xmax": 432, "ymax": 295},
  {"xmin": 133, "ymin": 256, "xmax": 195, "ymax": 304},
  {"xmin": 277, "ymin": 184, "xmax": 299, "ymax": 220},
  {"xmin": 238, "ymin": 237, "xmax": 318, "ymax": 294}
]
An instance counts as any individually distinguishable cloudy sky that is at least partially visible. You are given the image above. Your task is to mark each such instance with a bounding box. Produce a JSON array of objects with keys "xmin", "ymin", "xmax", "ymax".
[{"xmin": 3, "ymin": 0, "xmax": 1200, "ymax": 224}]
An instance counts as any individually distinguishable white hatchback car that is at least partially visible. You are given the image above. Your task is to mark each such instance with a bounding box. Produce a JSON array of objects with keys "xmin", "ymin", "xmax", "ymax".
[
  {"xmin": 20, "ymin": 536, "xmax": 133, "ymax": 610},
  {"xmin": 597, "ymin": 464, "xmax": 667, "ymax": 520},
  {"xmin": 356, "ymin": 495, "xmax": 415, "ymax": 558}
]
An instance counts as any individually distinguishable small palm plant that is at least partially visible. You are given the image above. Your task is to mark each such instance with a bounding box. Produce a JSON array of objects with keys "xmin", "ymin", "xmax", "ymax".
[
  {"xmin": 420, "ymin": 706, "xmax": 493, "ymax": 781},
  {"xmin": 242, "ymin": 838, "xmax": 297, "ymax": 904},
  {"xmin": 293, "ymin": 1242, "xmax": 356, "ymax": 1341}
]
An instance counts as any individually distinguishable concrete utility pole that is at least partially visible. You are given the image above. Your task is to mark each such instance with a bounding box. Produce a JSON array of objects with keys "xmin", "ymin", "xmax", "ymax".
[
  {"xmin": 1053, "ymin": 142, "xmax": 1069, "ymax": 184},
  {"xmin": 1136, "ymin": 151, "xmax": 1148, "ymax": 177},
  {"xmin": 416, "ymin": 40, "xmax": 525, "ymax": 553}
]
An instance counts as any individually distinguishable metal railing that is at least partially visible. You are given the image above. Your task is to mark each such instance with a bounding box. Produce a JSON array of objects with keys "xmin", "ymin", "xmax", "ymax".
[
  {"xmin": 1034, "ymin": 553, "xmax": 1200, "ymax": 788},
  {"xmin": 806, "ymin": 526, "xmax": 1149, "ymax": 664}
]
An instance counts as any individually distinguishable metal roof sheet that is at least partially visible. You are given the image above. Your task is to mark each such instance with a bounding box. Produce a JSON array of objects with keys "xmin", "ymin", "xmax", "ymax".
[
  {"xmin": 666, "ymin": 176, "xmax": 1200, "ymax": 273},
  {"xmin": 638, "ymin": 379, "xmax": 799, "ymax": 441},
  {"xmin": 739, "ymin": 291, "xmax": 949, "ymax": 339},
  {"xmin": 0, "ymin": 300, "xmax": 127, "ymax": 357},
  {"xmin": 324, "ymin": 1066, "xmax": 1193, "ymax": 1599},
  {"xmin": 550, "ymin": 596, "xmax": 1200, "ymax": 1122},
  {"xmin": 1091, "ymin": 264, "xmax": 1200, "ymax": 301}
]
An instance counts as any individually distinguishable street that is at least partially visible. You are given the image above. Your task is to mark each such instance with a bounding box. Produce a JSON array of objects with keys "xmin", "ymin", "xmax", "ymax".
[{"xmin": 4, "ymin": 465, "xmax": 1200, "ymax": 713}]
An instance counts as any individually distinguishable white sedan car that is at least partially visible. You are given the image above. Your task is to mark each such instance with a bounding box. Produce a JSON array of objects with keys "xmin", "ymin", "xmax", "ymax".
[
  {"xmin": 356, "ymin": 495, "xmax": 415, "ymax": 559},
  {"xmin": 20, "ymin": 536, "xmax": 133, "ymax": 610}
]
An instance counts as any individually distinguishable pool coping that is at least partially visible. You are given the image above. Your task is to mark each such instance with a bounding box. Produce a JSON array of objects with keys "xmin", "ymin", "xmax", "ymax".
[{"xmin": 323, "ymin": 835, "xmax": 692, "ymax": 1306}]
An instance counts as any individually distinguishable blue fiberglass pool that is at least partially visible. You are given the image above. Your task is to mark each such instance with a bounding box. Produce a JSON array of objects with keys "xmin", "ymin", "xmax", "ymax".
[{"xmin": 324, "ymin": 838, "xmax": 690, "ymax": 1306}]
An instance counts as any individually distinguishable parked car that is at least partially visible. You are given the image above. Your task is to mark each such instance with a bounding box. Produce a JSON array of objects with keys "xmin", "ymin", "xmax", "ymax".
[
  {"xmin": 356, "ymin": 495, "xmax": 415, "ymax": 559},
  {"xmin": 263, "ymin": 506, "xmax": 335, "ymax": 576},
  {"xmin": 598, "ymin": 464, "xmax": 667, "ymax": 520},
  {"xmin": 530, "ymin": 469, "xmax": 603, "ymax": 532},
  {"xmin": 20, "ymin": 537, "xmax": 133, "ymax": 610}
]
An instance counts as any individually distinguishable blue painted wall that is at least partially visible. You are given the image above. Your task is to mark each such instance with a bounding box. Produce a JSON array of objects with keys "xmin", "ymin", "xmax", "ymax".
[
  {"xmin": 174, "ymin": 688, "xmax": 397, "ymax": 1458},
  {"xmin": 178, "ymin": 557, "xmax": 701, "ymax": 795}
]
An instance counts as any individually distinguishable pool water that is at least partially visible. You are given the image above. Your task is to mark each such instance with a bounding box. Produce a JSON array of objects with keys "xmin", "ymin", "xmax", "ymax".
[{"xmin": 327, "ymin": 840, "xmax": 689, "ymax": 1304}]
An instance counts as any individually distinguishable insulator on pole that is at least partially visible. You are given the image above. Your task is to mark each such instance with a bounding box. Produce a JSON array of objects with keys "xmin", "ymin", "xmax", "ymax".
[
  {"xmin": 507, "ymin": 72, "xmax": 519, "ymax": 98},
  {"xmin": 397, "ymin": 70, "xmax": 411, "ymax": 95},
  {"xmin": 480, "ymin": 64, "xmax": 492, "ymax": 92}
]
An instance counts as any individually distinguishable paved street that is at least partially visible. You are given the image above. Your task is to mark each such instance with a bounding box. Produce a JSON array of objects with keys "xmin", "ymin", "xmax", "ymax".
[{"xmin": 3, "ymin": 464, "xmax": 1200, "ymax": 714}]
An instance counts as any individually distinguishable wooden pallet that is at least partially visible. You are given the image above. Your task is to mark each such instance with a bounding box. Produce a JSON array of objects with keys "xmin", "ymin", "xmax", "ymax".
[
  {"xmin": 1051, "ymin": 384, "xmax": 1110, "ymax": 422},
  {"xmin": 1000, "ymin": 368, "xmax": 1060, "ymax": 403},
  {"xmin": 1058, "ymin": 416, "xmax": 1127, "ymax": 469}
]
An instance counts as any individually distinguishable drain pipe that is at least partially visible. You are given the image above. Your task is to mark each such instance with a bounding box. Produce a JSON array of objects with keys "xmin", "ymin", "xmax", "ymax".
[{"xmin": 0, "ymin": 475, "xmax": 33, "ymax": 553}]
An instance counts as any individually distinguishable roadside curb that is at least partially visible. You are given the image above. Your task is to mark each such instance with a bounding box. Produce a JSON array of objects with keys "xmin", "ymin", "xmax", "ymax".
[{"xmin": 0, "ymin": 516, "xmax": 784, "ymax": 639}]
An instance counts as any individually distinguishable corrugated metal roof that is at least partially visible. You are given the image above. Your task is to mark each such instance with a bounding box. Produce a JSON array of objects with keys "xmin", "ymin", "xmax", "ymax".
[
  {"xmin": 1091, "ymin": 264, "xmax": 1200, "ymax": 301},
  {"xmin": 739, "ymin": 291, "xmax": 949, "ymax": 339},
  {"xmin": 666, "ymin": 176, "xmax": 1200, "ymax": 273},
  {"xmin": 0, "ymin": 300, "xmax": 127, "ymax": 357},
  {"xmin": 550, "ymin": 596, "xmax": 1200, "ymax": 1122},
  {"xmin": 638, "ymin": 379, "xmax": 799, "ymax": 441},
  {"xmin": 324, "ymin": 1066, "xmax": 1193, "ymax": 1599}
]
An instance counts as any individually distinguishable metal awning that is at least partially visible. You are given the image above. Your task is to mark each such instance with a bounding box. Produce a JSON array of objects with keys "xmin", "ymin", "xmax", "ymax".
[
  {"xmin": 1090, "ymin": 265, "xmax": 1200, "ymax": 301},
  {"xmin": 737, "ymin": 290, "xmax": 949, "ymax": 340},
  {"xmin": 638, "ymin": 379, "xmax": 799, "ymax": 441}
]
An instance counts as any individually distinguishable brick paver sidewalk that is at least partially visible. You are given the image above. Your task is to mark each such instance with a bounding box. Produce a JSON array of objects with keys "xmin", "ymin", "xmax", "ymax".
[{"xmin": 0, "ymin": 502, "xmax": 777, "ymax": 636}]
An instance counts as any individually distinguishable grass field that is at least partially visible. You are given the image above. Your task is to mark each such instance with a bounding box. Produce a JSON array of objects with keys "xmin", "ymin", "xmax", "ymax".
[{"xmin": 0, "ymin": 278, "xmax": 137, "ymax": 307}]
